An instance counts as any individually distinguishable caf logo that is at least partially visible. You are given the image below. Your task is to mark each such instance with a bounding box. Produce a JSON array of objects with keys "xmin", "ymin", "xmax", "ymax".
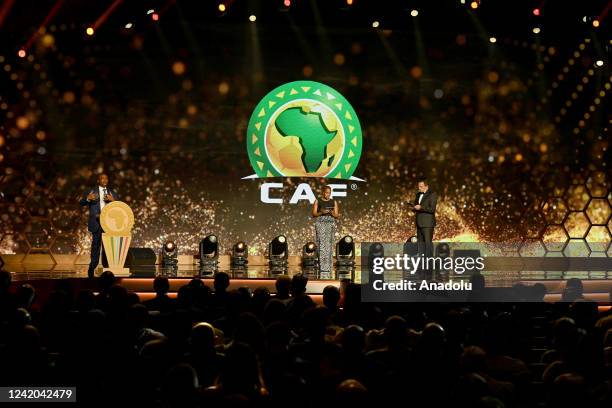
[{"xmin": 246, "ymin": 81, "xmax": 362, "ymax": 179}]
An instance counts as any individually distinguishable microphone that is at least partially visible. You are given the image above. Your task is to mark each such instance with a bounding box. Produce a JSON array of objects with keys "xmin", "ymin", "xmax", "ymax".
[{"xmin": 103, "ymin": 188, "xmax": 108, "ymax": 201}]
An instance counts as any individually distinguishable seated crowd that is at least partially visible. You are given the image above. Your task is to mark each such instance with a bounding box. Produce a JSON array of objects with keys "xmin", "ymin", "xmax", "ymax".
[{"xmin": 1, "ymin": 270, "xmax": 612, "ymax": 407}]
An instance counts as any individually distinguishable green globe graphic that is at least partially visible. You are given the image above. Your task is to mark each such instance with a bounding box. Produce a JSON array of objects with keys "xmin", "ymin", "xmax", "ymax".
[
  {"xmin": 246, "ymin": 81, "xmax": 362, "ymax": 178},
  {"xmin": 275, "ymin": 106, "xmax": 338, "ymax": 173}
]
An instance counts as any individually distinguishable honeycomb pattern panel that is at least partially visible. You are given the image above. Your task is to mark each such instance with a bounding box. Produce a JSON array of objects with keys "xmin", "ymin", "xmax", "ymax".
[{"xmin": 585, "ymin": 198, "xmax": 611, "ymax": 225}]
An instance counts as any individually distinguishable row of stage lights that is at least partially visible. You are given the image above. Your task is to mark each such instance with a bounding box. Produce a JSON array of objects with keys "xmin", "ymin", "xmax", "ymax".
[
  {"xmin": 16, "ymin": 1, "xmax": 606, "ymax": 58},
  {"xmin": 161, "ymin": 235, "xmax": 356, "ymax": 269}
]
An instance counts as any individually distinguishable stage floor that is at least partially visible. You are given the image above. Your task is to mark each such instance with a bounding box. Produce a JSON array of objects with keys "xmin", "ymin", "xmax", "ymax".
[
  {"xmin": 4, "ymin": 263, "xmax": 612, "ymax": 284},
  {"xmin": 3, "ymin": 264, "xmax": 612, "ymax": 304}
]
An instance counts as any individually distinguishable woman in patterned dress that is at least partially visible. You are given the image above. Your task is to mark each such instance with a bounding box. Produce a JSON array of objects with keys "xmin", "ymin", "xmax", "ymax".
[{"xmin": 311, "ymin": 185, "xmax": 339, "ymax": 274}]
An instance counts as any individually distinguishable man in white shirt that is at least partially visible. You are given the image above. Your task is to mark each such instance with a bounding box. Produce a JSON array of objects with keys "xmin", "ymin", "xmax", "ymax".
[{"xmin": 79, "ymin": 173, "xmax": 118, "ymax": 278}]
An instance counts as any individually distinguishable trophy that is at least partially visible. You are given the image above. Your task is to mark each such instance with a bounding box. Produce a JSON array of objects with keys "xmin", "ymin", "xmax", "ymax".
[{"xmin": 100, "ymin": 201, "xmax": 135, "ymax": 275}]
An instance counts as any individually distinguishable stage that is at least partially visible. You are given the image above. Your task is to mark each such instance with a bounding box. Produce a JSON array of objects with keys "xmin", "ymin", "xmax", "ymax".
[{"xmin": 3, "ymin": 255, "xmax": 612, "ymax": 304}]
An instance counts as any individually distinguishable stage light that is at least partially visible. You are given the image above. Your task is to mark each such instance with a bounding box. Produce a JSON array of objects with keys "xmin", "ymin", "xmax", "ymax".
[
  {"xmin": 231, "ymin": 241, "xmax": 249, "ymax": 266},
  {"xmin": 532, "ymin": 8, "xmax": 540, "ymax": 16},
  {"xmin": 532, "ymin": 27, "xmax": 541, "ymax": 34},
  {"xmin": 147, "ymin": 9, "xmax": 154, "ymax": 15},
  {"xmin": 470, "ymin": 1, "xmax": 478, "ymax": 9},
  {"xmin": 284, "ymin": 0, "xmax": 291, "ymax": 7},
  {"xmin": 489, "ymin": 37, "xmax": 496, "ymax": 43},
  {"xmin": 17, "ymin": 49, "xmax": 26, "ymax": 58},
  {"xmin": 596, "ymin": 60, "xmax": 604, "ymax": 67},
  {"xmin": 592, "ymin": 20, "xmax": 600, "ymax": 28},
  {"xmin": 218, "ymin": 3, "xmax": 226, "ymax": 12},
  {"xmin": 86, "ymin": 27, "xmax": 94, "ymax": 36},
  {"xmin": 367, "ymin": 242, "xmax": 384, "ymax": 271},
  {"xmin": 302, "ymin": 241, "xmax": 318, "ymax": 268},
  {"xmin": 199, "ymin": 235, "xmax": 218, "ymax": 259},
  {"xmin": 199, "ymin": 235, "xmax": 219, "ymax": 268},
  {"xmin": 336, "ymin": 236, "xmax": 355, "ymax": 267},
  {"xmin": 372, "ymin": 21, "xmax": 380, "ymax": 28},
  {"xmin": 436, "ymin": 243, "xmax": 451, "ymax": 258},
  {"xmin": 152, "ymin": 13, "xmax": 159, "ymax": 21},
  {"xmin": 249, "ymin": 14, "xmax": 257, "ymax": 22},
  {"xmin": 404, "ymin": 236, "xmax": 419, "ymax": 258},
  {"xmin": 410, "ymin": 10, "xmax": 418, "ymax": 17},
  {"xmin": 162, "ymin": 240, "xmax": 178, "ymax": 266},
  {"xmin": 346, "ymin": 0, "xmax": 353, "ymax": 5},
  {"xmin": 125, "ymin": 23, "xmax": 133, "ymax": 29},
  {"xmin": 268, "ymin": 235, "xmax": 288, "ymax": 268}
]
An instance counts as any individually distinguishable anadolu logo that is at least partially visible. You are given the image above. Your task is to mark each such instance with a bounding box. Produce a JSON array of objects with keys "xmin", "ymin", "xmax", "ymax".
[{"xmin": 245, "ymin": 80, "xmax": 363, "ymax": 180}]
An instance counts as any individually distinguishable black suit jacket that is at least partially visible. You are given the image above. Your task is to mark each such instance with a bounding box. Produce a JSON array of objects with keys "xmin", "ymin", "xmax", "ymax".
[
  {"xmin": 414, "ymin": 191, "xmax": 437, "ymax": 228},
  {"xmin": 79, "ymin": 187, "xmax": 118, "ymax": 233}
]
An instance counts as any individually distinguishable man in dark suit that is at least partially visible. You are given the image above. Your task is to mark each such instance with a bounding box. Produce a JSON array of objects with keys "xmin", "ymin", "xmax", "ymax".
[
  {"xmin": 79, "ymin": 173, "xmax": 118, "ymax": 278},
  {"xmin": 413, "ymin": 179, "xmax": 437, "ymax": 267}
]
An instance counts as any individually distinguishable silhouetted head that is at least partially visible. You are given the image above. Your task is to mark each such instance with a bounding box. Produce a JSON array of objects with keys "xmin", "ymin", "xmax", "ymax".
[
  {"xmin": 252, "ymin": 287, "xmax": 271, "ymax": 312},
  {"xmin": 177, "ymin": 285, "xmax": 194, "ymax": 308},
  {"xmin": 323, "ymin": 285, "xmax": 340, "ymax": 310},
  {"xmin": 98, "ymin": 270, "xmax": 115, "ymax": 292},
  {"xmin": 562, "ymin": 278, "xmax": 584, "ymax": 302},
  {"xmin": 275, "ymin": 275, "xmax": 291, "ymax": 298},
  {"xmin": 548, "ymin": 373, "xmax": 587, "ymax": 408},
  {"xmin": 214, "ymin": 272, "xmax": 230, "ymax": 293},
  {"xmin": 263, "ymin": 298, "xmax": 287, "ymax": 324},
  {"xmin": 217, "ymin": 342, "xmax": 262, "ymax": 394},
  {"xmin": 552, "ymin": 317, "xmax": 578, "ymax": 351},
  {"xmin": 421, "ymin": 322, "xmax": 446, "ymax": 350},
  {"xmin": 12, "ymin": 308, "xmax": 32, "ymax": 327},
  {"xmin": 290, "ymin": 274, "xmax": 308, "ymax": 296},
  {"xmin": 532, "ymin": 283, "xmax": 547, "ymax": 301},
  {"xmin": 265, "ymin": 321, "xmax": 290, "ymax": 352},
  {"xmin": 453, "ymin": 373, "xmax": 488, "ymax": 407},
  {"xmin": 335, "ymin": 379, "xmax": 368, "ymax": 405},
  {"xmin": 161, "ymin": 363, "xmax": 198, "ymax": 406},
  {"xmin": 302, "ymin": 305, "xmax": 330, "ymax": 341},
  {"xmin": 384, "ymin": 315, "xmax": 408, "ymax": 348},
  {"xmin": 188, "ymin": 278, "xmax": 204, "ymax": 288},
  {"xmin": 476, "ymin": 397, "xmax": 506, "ymax": 408},
  {"xmin": 75, "ymin": 290, "xmax": 96, "ymax": 312},
  {"xmin": 153, "ymin": 276, "xmax": 170, "ymax": 296},
  {"xmin": 16, "ymin": 284, "xmax": 35, "ymax": 309},
  {"xmin": 0, "ymin": 269, "xmax": 11, "ymax": 292},
  {"xmin": 190, "ymin": 322, "xmax": 215, "ymax": 350},
  {"xmin": 126, "ymin": 303, "xmax": 148, "ymax": 329},
  {"xmin": 234, "ymin": 312, "xmax": 266, "ymax": 353},
  {"xmin": 461, "ymin": 346, "xmax": 487, "ymax": 373},
  {"xmin": 14, "ymin": 324, "xmax": 42, "ymax": 353},
  {"xmin": 338, "ymin": 325, "xmax": 365, "ymax": 354}
]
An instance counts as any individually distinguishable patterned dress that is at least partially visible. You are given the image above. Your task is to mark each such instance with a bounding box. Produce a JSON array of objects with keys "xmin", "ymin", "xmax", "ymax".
[{"xmin": 315, "ymin": 197, "xmax": 336, "ymax": 273}]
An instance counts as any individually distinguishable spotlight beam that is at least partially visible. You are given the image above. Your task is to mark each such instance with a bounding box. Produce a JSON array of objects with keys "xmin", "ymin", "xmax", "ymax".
[
  {"xmin": 598, "ymin": 1, "xmax": 612, "ymax": 23},
  {"xmin": 375, "ymin": 30, "xmax": 410, "ymax": 91},
  {"xmin": 286, "ymin": 14, "xmax": 317, "ymax": 65},
  {"xmin": 309, "ymin": 0, "xmax": 334, "ymax": 69},
  {"xmin": 92, "ymin": 0, "xmax": 124, "ymax": 31},
  {"xmin": 0, "ymin": 0, "xmax": 16, "ymax": 29},
  {"xmin": 22, "ymin": 0, "xmax": 64, "ymax": 53}
]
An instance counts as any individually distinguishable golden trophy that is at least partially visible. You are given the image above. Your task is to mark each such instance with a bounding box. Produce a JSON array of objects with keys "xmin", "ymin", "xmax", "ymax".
[{"xmin": 100, "ymin": 201, "xmax": 134, "ymax": 275}]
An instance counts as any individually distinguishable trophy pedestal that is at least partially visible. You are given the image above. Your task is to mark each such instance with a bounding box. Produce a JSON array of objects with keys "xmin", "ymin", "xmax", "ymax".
[{"xmin": 102, "ymin": 233, "xmax": 132, "ymax": 276}]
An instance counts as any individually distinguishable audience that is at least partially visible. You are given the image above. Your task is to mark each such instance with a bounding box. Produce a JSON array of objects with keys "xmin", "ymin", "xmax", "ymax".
[{"xmin": 0, "ymin": 269, "xmax": 611, "ymax": 408}]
